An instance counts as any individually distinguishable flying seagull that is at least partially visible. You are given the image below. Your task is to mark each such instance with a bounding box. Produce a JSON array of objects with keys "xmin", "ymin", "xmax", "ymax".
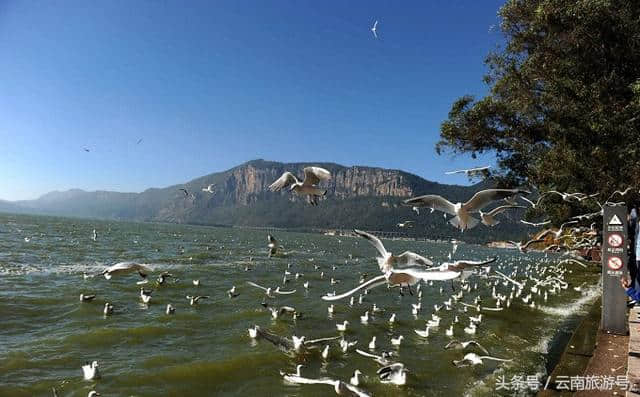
[
  {"xmin": 247, "ymin": 281, "xmax": 296, "ymax": 297},
  {"xmin": 370, "ymin": 20, "xmax": 378, "ymax": 39},
  {"xmin": 321, "ymin": 258, "xmax": 496, "ymax": 301},
  {"xmin": 179, "ymin": 188, "xmax": 190, "ymax": 197},
  {"xmin": 444, "ymin": 166, "xmax": 490, "ymax": 177},
  {"xmin": 269, "ymin": 167, "xmax": 331, "ymax": 206},
  {"xmin": 354, "ymin": 229, "xmax": 433, "ymax": 272},
  {"xmin": 479, "ymin": 205, "xmax": 525, "ymax": 227},
  {"xmin": 202, "ymin": 184, "xmax": 216, "ymax": 194},
  {"xmin": 444, "ymin": 340, "xmax": 490, "ymax": 355},
  {"xmin": 282, "ymin": 374, "xmax": 371, "ymax": 396},
  {"xmin": 520, "ymin": 219, "xmax": 551, "ymax": 227},
  {"xmin": 101, "ymin": 262, "xmax": 151, "ymax": 280},
  {"xmin": 403, "ymin": 189, "xmax": 530, "ymax": 231},
  {"xmin": 355, "ymin": 349, "xmax": 395, "ymax": 366},
  {"xmin": 452, "ymin": 352, "xmax": 512, "ymax": 367},
  {"xmin": 136, "ymin": 138, "xmax": 143, "ymax": 145}
]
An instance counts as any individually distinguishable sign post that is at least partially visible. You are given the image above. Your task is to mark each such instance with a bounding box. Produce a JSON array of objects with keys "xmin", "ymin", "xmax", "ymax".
[{"xmin": 601, "ymin": 205, "xmax": 629, "ymax": 334}]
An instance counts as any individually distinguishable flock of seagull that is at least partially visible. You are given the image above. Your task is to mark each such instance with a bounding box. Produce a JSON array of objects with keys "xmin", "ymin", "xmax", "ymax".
[{"xmin": 60, "ymin": 163, "xmax": 632, "ymax": 396}]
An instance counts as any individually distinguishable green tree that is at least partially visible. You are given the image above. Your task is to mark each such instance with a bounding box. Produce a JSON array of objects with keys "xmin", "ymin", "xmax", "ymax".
[{"xmin": 437, "ymin": 0, "xmax": 640, "ymax": 217}]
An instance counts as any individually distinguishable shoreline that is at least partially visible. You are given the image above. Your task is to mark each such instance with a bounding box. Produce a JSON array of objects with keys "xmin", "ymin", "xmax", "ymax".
[{"xmin": 539, "ymin": 297, "xmax": 629, "ymax": 396}]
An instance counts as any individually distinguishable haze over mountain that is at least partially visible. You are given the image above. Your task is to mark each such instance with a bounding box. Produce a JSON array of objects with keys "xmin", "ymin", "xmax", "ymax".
[{"xmin": 0, "ymin": 159, "xmax": 528, "ymax": 243}]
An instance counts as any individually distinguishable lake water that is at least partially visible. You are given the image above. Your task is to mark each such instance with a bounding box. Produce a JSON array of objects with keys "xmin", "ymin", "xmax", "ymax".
[{"xmin": 0, "ymin": 213, "xmax": 601, "ymax": 396}]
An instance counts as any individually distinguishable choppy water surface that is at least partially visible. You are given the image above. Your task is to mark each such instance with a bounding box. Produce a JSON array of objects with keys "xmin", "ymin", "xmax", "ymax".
[{"xmin": 0, "ymin": 213, "xmax": 600, "ymax": 396}]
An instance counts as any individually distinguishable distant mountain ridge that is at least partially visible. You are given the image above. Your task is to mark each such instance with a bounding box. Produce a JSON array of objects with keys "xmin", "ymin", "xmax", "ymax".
[{"xmin": 1, "ymin": 159, "xmax": 527, "ymax": 242}]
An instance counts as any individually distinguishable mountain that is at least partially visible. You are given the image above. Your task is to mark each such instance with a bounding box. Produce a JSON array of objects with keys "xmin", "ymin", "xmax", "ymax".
[{"xmin": 3, "ymin": 159, "xmax": 529, "ymax": 243}]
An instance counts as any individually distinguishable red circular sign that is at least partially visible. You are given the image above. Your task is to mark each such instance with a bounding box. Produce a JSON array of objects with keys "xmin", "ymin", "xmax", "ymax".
[
  {"xmin": 607, "ymin": 233, "xmax": 623, "ymax": 248},
  {"xmin": 608, "ymin": 256, "xmax": 623, "ymax": 270}
]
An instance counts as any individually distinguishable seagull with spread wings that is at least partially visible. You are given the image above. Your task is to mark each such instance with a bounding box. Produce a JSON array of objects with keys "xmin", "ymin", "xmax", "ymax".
[
  {"xmin": 444, "ymin": 340, "xmax": 490, "ymax": 355},
  {"xmin": 479, "ymin": 205, "xmax": 525, "ymax": 227},
  {"xmin": 202, "ymin": 184, "xmax": 216, "ymax": 194},
  {"xmin": 269, "ymin": 167, "xmax": 331, "ymax": 206},
  {"xmin": 444, "ymin": 166, "xmax": 491, "ymax": 177},
  {"xmin": 282, "ymin": 374, "xmax": 371, "ymax": 396},
  {"xmin": 452, "ymin": 352, "xmax": 512, "ymax": 367},
  {"xmin": 247, "ymin": 281, "xmax": 296, "ymax": 298},
  {"xmin": 403, "ymin": 188, "xmax": 530, "ymax": 231},
  {"xmin": 370, "ymin": 20, "xmax": 378, "ymax": 39},
  {"xmin": 321, "ymin": 257, "xmax": 496, "ymax": 301},
  {"xmin": 100, "ymin": 262, "xmax": 152, "ymax": 280},
  {"xmin": 354, "ymin": 229, "xmax": 433, "ymax": 272}
]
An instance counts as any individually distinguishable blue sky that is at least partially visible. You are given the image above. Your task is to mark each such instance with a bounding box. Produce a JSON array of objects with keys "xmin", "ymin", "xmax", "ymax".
[{"xmin": 0, "ymin": 0, "xmax": 505, "ymax": 201}]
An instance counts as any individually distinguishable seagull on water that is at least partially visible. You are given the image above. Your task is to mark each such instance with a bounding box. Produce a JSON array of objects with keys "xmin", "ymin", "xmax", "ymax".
[
  {"xmin": 452, "ymin": 352, "xmax": 512, "ymax": 367},
  {"xmin": 227, "ymin": 286, "xmax": 239, "ymax": 298},
  {"xmin": 350, "ymin": 370, "xmax": 362, "ymax": 386},
  {"xmin": 444, "ymin": 340, "xmax": 490, "ymax": 354},
  {"xmin": 414, "ymin": 326, "xmax": 431, "ymax": 338},
  {"xmin": 403, "ymin": 188, "xmax": 530, "ymax": 231},
  {"xmin": 82, "ymin": 361, "xmax": 100, "ymax": 380},
  {"xmin": 166, "ymin": 304, "xmax": 175, "ymax": 315},
  {"xmin": 267, "ymin": 234, "xmax": 279, "ymax": 257},
  {"xmin": 80, "ymin": 294, "xmax": 96, "ymax": 302},
  {"xmin": 390, "ymin": 335, "xmax": 404, "ymax": 346},
  {"xmin": 101, "ymin": 262, "xmax": 151, "ymax": 280},
  {"xmin": 269, "ymin": 167, "xmax": 331, "ymax": 206},
  {"xmin": 103, "ymin": 303, "xmax": 113, "ymax": 315},
  {"xmin": 88, "ymin": 391, "xmax": 101, "ymax": 397},
  {"xmin": 186, "ymin": 295, "xmax": 209, "ymax": 305},
  {"xmin": 336, "ymin": 320, "xmax": 349, "ymax": 332},
  {"xmin": 377, "ymin": 362, "xmax": 408, "ymax": 385},
  {"xmin": 156, "ymin": 272, "xmax": 174, "ymax": 285},
  {"xmin": 193, "ymin": 279, "xmax": 201, "ymax": 287},
  {"xmin": 140, "ymin": 288, "xmax": 152, "ymax": 303}
]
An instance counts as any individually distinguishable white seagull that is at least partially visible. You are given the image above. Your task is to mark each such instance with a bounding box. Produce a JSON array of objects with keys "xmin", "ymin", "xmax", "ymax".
[
  {"xmin": 479, "ymin": 205, "xmax": 525, "ymax": 226},
  {"xmin": 202, "ymin": 184, "xmax": 216, "ymax": 193},
  {"xmin": 370, "ymin": 20, "xmax": 378, "ymax": 39},
  {"xmin": 82, "ymin": 361, "xmax": 100, "ymax": 380},
  {"xmin": 269, "ymin": 167, "xmax": 331, "ymax": 206},
  {"xmin": 444, "ymin": 340, "xmax": 490, "ymax": 354},
  {"xmin": 282, "ymin": 374, "xmax": 371, "ymax": 396},
  {"xmin": 321, "ymin": 258, "xmax": 496, "ymax": 301},
  {"xmin": 101, "ymin": 262, "xmax": 152, "ymax": 280},
  {"xmin": 453, "ymin": 352, "xmax": 512, "ymax": 367},
  {"xmin": 444, "ymin": 166, "xmax": 491, "ymax": 176},
  {"xmin": 377, "ymin": 362, "xmax": 408, "ymax": 385},
  {"xmin": 403, "ymin": 189, "xmax": 530, "ymax": 231},
  {"xmin": 354, "ymin": 229, "xmax": 433, "ymax": 272},
  {"xmin": 267, "ymin": 234, "xmax": 279, "ymax": 257},
  {"xmin": 247, "ymin": 281, "xmax": 296, "ymax": 297}
]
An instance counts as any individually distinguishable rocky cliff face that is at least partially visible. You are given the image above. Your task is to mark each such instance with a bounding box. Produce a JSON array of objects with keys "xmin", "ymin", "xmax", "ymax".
[{"xmin": 214, "ymin": 160, "xmax": 416, "ymax": 206}]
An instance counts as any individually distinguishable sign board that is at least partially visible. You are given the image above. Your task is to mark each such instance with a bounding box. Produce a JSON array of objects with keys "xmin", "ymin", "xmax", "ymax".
[{"xmin": 601, "ymin": 205, "xmax": 628, "ymax": 334}]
